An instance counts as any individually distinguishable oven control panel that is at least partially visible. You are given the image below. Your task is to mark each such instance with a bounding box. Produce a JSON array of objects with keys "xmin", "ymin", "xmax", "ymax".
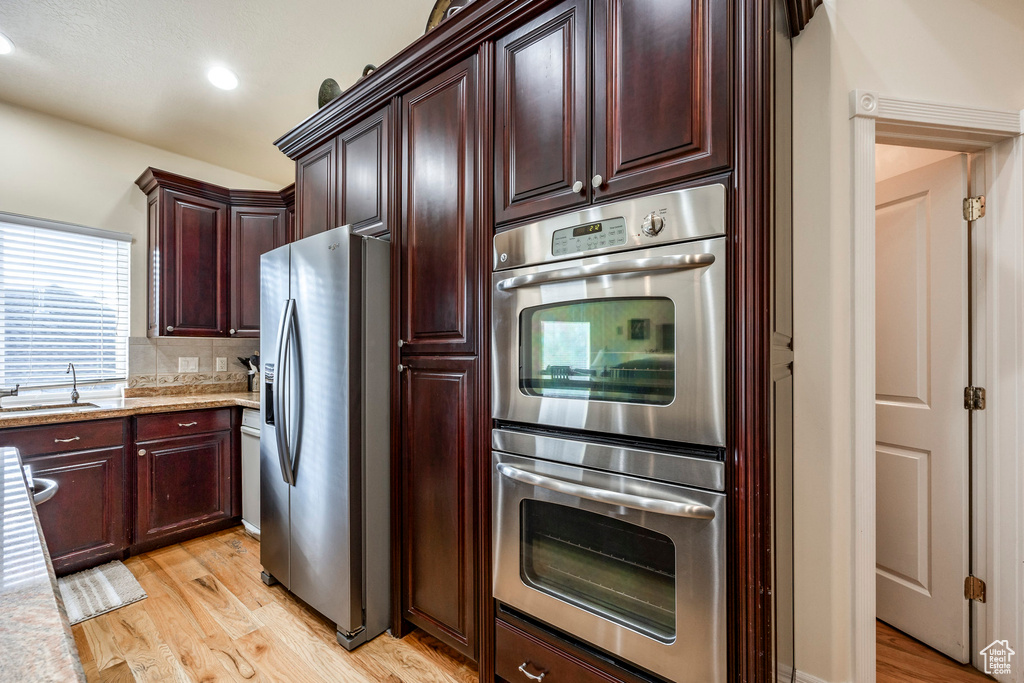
[{"xmin": 551, "ymin": 217, "xmax": 628, "ymax": 257}]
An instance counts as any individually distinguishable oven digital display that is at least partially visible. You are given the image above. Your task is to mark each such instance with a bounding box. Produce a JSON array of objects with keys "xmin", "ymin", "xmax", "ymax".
[
  {"xmin": 551, "ymin": 217, "xmax": 628, "ymax": 256},
  {"xmin": 573, "ymin": 223, "xmax": 603, "ymax": 237}
]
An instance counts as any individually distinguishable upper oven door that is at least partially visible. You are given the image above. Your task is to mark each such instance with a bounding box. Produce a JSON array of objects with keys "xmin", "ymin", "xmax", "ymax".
[{"xmin": 492, "ymin": 236, "xmax": 725, "ymax": 447}]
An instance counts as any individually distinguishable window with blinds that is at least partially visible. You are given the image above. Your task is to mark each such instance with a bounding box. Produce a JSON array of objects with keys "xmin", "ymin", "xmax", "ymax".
[{"xmin": 0, "ymin": 216, "xmax": 130, "ymax": 391}]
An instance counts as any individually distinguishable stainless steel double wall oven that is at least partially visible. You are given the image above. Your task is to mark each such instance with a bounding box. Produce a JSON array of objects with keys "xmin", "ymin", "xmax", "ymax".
[{"xmin": 491, "ymin": 185, "xmax": 728, "ymax": 682}]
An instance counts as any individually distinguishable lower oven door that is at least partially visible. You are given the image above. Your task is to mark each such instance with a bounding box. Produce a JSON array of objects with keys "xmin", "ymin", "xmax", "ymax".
[{"xmin": 492, "ymin": 451, "xmax": 726, "ymax": 682}]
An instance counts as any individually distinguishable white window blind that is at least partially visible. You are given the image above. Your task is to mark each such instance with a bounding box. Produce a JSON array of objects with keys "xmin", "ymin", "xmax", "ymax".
[{"xmin": 0, "ymin": 217, "xmax": 130, "ymax": 390}]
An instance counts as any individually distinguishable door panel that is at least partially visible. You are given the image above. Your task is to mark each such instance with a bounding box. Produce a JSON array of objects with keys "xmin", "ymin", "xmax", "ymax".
[
  {"xmin": 401, "ymin": 56, "xmax": 477, "ymax": 354},
  {"xmin": 160, "ymin": 190, "xmax": 228, "ymax": 335},
  {"xmin": 401, "ymin": 357, "xmax": 477, "ymax": 658},
  {"xmin": 231, "ymin": 207, "xmax": 286, "ymax": 337},
  {"xmin": 494, "ymin": 0, "xmax": 589, "ymax": 225},
  {"xmin": 340, "ymin": 107, "xmax": 390, "ymax": 237},
  {"xmin": 25, "ymin": 446, "xmax": 126, "ymax": 575},
  {"xmin": 875, "ymin": 154, "xmax": 969, "ymax": 662},
  {"xmin": 593, "ymin": 0, "xmax": 729, "ymax": 199},
  {"xmin": 136, "ymin": 431, "xmax": 233, "ymax": 546},
  {"xmin": 296, "ymin": 138, "xmax": 337, "ymax": 239}
]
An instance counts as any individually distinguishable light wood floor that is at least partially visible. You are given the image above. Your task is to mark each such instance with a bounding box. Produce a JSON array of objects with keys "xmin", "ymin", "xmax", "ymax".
[
  {"xmin": 71, "ymin": 526, "xmax": 478, "ymax": 682},
  {"xmin": 877, "ymin": 621, "xmax": 994, "ymax": 682}
]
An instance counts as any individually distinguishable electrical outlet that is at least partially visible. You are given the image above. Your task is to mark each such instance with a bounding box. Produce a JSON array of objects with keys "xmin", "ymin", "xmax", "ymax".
[
  {"xmin": 216, "ymin": 357, "xmax": 227, "ymax": 372},
  {"xmin": 178, "ymin": 357, "xmax": 199, "ymax": 373}
]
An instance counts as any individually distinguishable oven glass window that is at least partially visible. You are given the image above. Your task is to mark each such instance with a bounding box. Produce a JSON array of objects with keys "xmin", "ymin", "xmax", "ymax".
[
  {"xmin": 519, "ymin": 298, "xmax": 675, "ymax": 405},
  {"xmin": 520, "ymin": 500, "xmax": 676, "ymax": 642}
]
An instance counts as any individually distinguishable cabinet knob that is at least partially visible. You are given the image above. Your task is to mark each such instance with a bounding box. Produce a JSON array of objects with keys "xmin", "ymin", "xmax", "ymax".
[
  {"xmin": 166, "ymin": 326, "xmax": 174, "ymax": 332},
  {"xmin": 397, "ymin": 339, "xmax": 405, "ymax": 347},
  {"xmin": 229, "ymin": 329, "xmax": 236, "ymax": 335},
  {"xmin": 591, "ymin": 175, "xmax": 604, "ymax": 189},
  {"xmin": 397, "ymin": 364, "xmax": 407, "ymax": 373},
  {"xmin": 571, "ymin": 180, "xmax": 584, "ymax": 194},
  {"xmin": 138, "ymin": 449, "xmax": 147, "ymax": 457}
]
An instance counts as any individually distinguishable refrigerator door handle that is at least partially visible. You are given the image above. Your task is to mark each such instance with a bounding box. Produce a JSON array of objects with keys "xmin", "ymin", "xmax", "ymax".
[{"xmin": 274, "ymin": 299, "xmax": 296, "ymax": 486}]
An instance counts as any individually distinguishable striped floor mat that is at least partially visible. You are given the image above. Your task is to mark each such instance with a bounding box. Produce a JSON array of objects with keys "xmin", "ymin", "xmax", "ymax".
[{"xmin": 57, "ymin": 561, "xmax": 147, "ymax": 625}]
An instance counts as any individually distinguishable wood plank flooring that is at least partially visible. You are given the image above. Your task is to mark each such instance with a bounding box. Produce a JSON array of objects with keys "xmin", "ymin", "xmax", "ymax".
[
  {"xmin": 71, "ymin": 527, "xmax": 478, "ymax": 683},
  {"xmin": 877, "ymin": 621, "xmax": 994, "ymax": 682}
]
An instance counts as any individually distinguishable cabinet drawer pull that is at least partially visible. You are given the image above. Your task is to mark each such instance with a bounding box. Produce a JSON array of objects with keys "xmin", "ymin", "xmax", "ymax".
[
  {"xmin": 54, "ymin": 436, "xmax": 80, "ymax": 443},
  {"xmin": 138, "ymin": 449, "xmax": 147, "ymax": 457},
  {"xmin": 178, "ymin": 421, "xmax": 198, "ymax": 428},
  {"xmin": 518, "ymin": 663, "xmax": 546, "ymax": 681}
]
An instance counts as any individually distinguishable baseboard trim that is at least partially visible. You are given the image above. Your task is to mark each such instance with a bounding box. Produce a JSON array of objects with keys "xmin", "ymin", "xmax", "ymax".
[{"xmin": 793, "ymin": 670, "xmax": 832, "ymax": 683}]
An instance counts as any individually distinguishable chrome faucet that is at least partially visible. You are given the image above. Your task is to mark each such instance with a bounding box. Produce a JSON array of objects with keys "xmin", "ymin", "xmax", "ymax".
[
  {"xmin": 0, "ymin": 384, "xmax": 18, "ymax": 400},
  {"xmin": 66, "ymin": 363, "xmax": 79, "ymax": 404}
]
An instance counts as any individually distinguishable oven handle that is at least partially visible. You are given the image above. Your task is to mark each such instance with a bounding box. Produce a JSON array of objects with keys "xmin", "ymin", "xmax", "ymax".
[
  {"xmin": 496, "ymin": 463, "xmax": 716, "ymax": 520},
  {"xmin": 495, "ymin": 253, "xmax": 715, "ymax": 291}
]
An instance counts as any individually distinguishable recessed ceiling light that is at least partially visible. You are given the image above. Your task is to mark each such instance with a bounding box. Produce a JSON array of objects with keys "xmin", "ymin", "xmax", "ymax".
[
  {"xmin": 0, "ymin": 32, "xmax": 14, "ymax": 55},
  {"xmin": 207, "ymin": 66, "xmax": 238, "ymax": 90}
]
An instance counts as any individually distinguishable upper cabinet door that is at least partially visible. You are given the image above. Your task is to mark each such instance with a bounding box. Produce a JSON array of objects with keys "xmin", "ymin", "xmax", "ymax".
[
  {"xmin": 295, "ymin": 137, "xmax": 337, "ymax": 240},
  {"xmin": 401, "ymin": 56, "xmax": 478, "ymax": 354},
  {"xmin": 593, "ymin": 0, "xmax": 730, "ymax": 199},
  {"xmin": 339, "ymin": 106, "xmax": 391, "ymax": 237},
  {"xmin": 159, "ymin": 190, "xmax": 228, "ymax": 336},
  {"xmin": 230, "ymin": 206, "xmax": 287, "ymax": 337},
  {"xmin": 494, "ymin": 0, "xmax": 589, "ymax": 226}
]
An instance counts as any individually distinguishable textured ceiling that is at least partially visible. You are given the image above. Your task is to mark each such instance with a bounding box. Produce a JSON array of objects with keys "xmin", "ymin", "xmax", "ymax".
[{"xmin": 0, "ymin": 0, "xmax": 435, "ymax": 186}]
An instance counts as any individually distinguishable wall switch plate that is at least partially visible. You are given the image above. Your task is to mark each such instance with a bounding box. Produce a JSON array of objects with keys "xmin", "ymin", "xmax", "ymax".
[
  {"xmin": 179, "ymin": 357, "xmax": 199, "ymax": 373},
  {"xmin": 216, "ymin": 357, "xmax": 227, "ymax": 372}
]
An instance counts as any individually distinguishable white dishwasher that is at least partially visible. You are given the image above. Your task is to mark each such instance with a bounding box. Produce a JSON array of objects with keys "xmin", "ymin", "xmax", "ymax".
[{"xmin": 240, "ymin": 408, "xmax": 261, "ymax": 538}]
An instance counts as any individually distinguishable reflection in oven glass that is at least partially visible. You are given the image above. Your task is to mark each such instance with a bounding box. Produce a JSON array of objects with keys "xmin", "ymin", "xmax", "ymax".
[
  {"xmin": 520, "ymin": 500, "xmax": 676, "ymax": 642},
  {"xmin": 519, "ymin": 298, "xmax": 675, "ymax": 405}
]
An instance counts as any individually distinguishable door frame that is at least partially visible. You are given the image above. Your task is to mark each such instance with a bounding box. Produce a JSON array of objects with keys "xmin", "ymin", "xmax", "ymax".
[{"xmin": 849, "ymin": 91, "xmax": 1024, "ymax": 681}]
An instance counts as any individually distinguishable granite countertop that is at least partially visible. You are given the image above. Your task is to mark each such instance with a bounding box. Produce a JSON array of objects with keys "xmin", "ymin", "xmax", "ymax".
[
  {"xmin": 0, "ymin": 391, "xmax": 260, "ymax": 430},
  {"xmin": 0, "ymin": 446, "xmax": 86, "ymax": 682}
]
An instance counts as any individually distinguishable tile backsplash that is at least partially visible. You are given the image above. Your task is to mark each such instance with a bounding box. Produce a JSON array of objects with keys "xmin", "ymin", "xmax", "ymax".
[{"xmin": 127, "ymin": 337, "xmax": 259, "ymax": 395}]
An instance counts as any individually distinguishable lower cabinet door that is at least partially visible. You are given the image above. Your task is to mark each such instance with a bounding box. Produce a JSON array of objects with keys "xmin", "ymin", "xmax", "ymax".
[
  {"xmin": 135, "ymin": 430, "xmax": 234, "ymax": 548},
  {"xmin": 26, "ymin": 446, "xmax": 126, "ymax": 576},
  {"xmin": 400, "ymin": 356, "xmax": 477, "ymax": 659}
]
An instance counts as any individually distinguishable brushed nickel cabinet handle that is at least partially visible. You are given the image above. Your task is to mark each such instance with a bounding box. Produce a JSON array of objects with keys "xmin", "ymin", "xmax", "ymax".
[
  {"xmin": 166, "ymin": 326, "xmax": 174, "ymax": 332},
  {"xmin": 178, "ymin": 421, "xmax": 198, "ymax": 428},
  {"xmin": 591, "ymin": 174, "xmax": 604, "ymax": 189},
  {"xmin": 518, "ymin": 663, "xmax": 546, "ymax": 681},
  {"xmin": 229, "ymin": 328, "xmax": 236, "ymax": 335},
  {"xmin": 571, "ymin": 180, "xmax": 584, "ymax": 194},
  {"xmin": 54, "ymin": 436, "xmax": 80, "ymax": 443},
  {"xmin": 138, "ymin": 449, "xmax": 147, "ymax": 457}
]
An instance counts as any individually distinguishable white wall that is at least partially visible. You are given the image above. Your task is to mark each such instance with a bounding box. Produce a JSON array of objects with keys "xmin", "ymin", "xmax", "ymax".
[
  {"xmin": 792, "ymin": 1, "xmax": 1024, "ymax": 680},
  {"xmin": 0, "ymin": 100, "xmax": 284, "ymax": 337}
]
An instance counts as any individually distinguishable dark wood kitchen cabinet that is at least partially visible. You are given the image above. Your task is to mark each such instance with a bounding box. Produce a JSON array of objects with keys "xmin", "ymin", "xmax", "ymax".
[
  {"xmin": 152, "ymin": 188, "xmax": 229, "ymax": 336},
  {"xmin": 400, "ymin": 56, "xmax": 478, "ymax": 355},
  {"xmin": 339, "ymin": 106, "xmax": 391, "ymax": 237},
  {"xmin": 133, "ymin": 409, "xmax": 238, "ymax": 552},
  {"xmin": 494, "ymin": 0, "xmax": 730, "ymax": 225},
  {"xmin": 494, "ymin": 0, "xmax": 590, "ymax": 223},
  {"xmin": 136, "ymin": 168, "xmax": 293, "ymax": 337},
  {"xmin": 295, "ymin": 138, "xmax": 337, "ymax": 240},
  {"xmin": 399, "ymin": 357, "xmax": 477, "ymax": 659},
  {"xmin": 8, "ymin": 419, "xmax": 127, "ymax": 576},
  {"xmin": 230, "ymin": 203, "xmax": 288, "ymax": 337}
]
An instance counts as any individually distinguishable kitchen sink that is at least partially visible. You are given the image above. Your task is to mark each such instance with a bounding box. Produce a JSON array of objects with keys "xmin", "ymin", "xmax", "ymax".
[{"xmin": 0, "ymin": 402, "xmax": 102, "ymax": 414}]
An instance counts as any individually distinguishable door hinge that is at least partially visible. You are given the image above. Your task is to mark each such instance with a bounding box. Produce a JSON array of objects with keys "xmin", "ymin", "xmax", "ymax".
[
  {"xmin": 965, "ymin": 575, "xmax": 987, "ymax": 603},
  {"xmin": 964, "ymin": 386, "xmax": 986, "ymax": 410},
  {"xmin": 963, "ymin": 196, "xmax": 986, "ymax": 221}
]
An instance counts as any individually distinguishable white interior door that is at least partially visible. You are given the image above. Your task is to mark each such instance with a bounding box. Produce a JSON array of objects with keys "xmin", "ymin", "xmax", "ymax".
[{"xmin": 875, "ymin": 154, "xmax": 970, "ymax": 662}]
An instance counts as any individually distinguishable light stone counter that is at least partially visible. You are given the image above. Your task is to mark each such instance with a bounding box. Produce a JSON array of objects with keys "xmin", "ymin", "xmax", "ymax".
[
  {"xmin": 0, "ymin": 446, "xmax": 86, "ymax": 682},
  {"xmin": 0, "ymin": 392, "xmax": 260, "ymax": 430}
]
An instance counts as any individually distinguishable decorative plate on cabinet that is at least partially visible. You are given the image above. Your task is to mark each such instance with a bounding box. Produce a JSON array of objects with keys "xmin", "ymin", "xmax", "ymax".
[{"xmin": 425, "ymin": 0, "xmax": 474, "ymax": 32}]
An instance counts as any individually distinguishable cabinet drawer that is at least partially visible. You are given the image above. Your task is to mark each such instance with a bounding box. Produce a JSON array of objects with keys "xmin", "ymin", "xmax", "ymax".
[
  {"xmin": 136, "ymin": 409, "xmax": 232, "ymax": 441},
  {"xmin": 3, "ymin": 419, "xmax": 125, "ymax": 458},
  {"xmin": 496, "ymin": 620, "xmax": 619, "ymax": 683}
]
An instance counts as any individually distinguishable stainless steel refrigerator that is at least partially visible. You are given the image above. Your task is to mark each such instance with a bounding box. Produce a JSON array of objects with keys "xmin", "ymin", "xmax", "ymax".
[{"xmin": 259, "ymin": 225, "xmax": 390, "ymax": 649}]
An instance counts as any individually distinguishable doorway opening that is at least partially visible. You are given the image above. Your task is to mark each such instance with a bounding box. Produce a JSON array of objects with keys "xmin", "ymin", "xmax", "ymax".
[{"xmin": 873, "ymin": 144, "xmax": 990, "ymax": 681}]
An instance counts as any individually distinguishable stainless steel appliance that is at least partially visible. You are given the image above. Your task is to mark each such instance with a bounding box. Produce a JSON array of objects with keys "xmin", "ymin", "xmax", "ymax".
[
  {"xmin": 492, "ymin": 429, "xmax": 726, "ymax": 682},
  {"xmin": 239, "ymin": 408, "xmax": 260, "ymax": 538},
  {"xmin": 491, "ymin": 184, "xmax": 726, "ymax": 447},
  {"xmin": 260, "ymin": 225, "xmax": 390, "ymax": 649}
]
